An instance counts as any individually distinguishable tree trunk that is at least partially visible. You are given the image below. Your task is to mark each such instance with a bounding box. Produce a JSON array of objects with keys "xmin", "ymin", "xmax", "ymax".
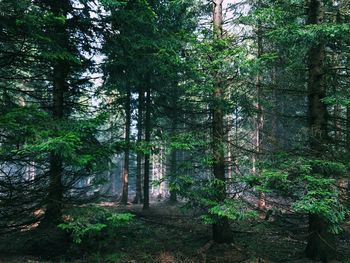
[
  {"xmin": 41, "ymin": 1, "xmax": 71, "ymax": 227},
  {"xmin": 143, "ymin": 83, "xmax": 151, "ymax": 210},
  {"xmin": 134, "ymin": 87, "xmax": 144, "ymax": 204},
  {"xmin": 344, "ymin": 106, "xmax": 350, "ymax": 205},
  {"xmin": 255, "ymin": 15, "xmax": 265, "ymax": 210},
  {"xmin": 211, "ymin": 0, "xmax": 232, "ymax": 243},
  {"xmin": 169, "ymin": 87, "xmax": 179, "ymax": 203},
  {"xmin": 307, "ymin": 0, "xmax": 327, "ymax": 150},
  {"xmin": 305, "ymin": 214, "xmax": 336, "ymax": 262},
  {"xmin": 121, "ymin": 88, "xmax": 131, "ymax": 204},
  {"xmin": 45, "ymin": 152, "xmax": 64, "ymax": 225},
  {"xmin": 347, "ymin": 107, "xmax": 350, "ymax": 153},
  {"xmin": 305, "ymin": 0, "xmax": 336, "ymax": 260},
  {"xmin": 169, "ymin": 146, "xmax": 177, "ymax": 203},
  {"xmin": 43, "ymin": 62, "xmax": 66, "ymax": 226}
]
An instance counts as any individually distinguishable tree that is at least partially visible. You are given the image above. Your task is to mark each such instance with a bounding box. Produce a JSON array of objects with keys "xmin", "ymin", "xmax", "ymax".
[
  {"xmin": 245, "ymin": 0, "xmax": 349, "ymax": 260},
  {"xmin": 143, "ymin": 80, "xmax": 151, "ymax": 209},
  {"xmin": 121, "ymin": 86, "xmax": 131, "ymax": 205},
  {"xmin": 41, "ymin": 0, "xmax": 71, "ymax": 227},
  {"xmin": 211, "ymin": 0, "xmax": 233, "ymax": 243},
  {"xmin": 305, "ymin": 0, "xmax": 335, "ymax": 260},
  {"xmin": 134, "ymin": 86, "xmax": 144, "ymax": 204},
  {"xmin": 0, "ymin": 0, "xmax": 108, "ymax": 231},
  {"xmin": 102, "ymin": 0, "xmax": 157, "ymax": 209}
]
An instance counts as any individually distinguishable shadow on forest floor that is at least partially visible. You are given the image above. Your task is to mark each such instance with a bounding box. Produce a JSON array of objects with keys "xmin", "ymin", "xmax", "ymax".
[{"xmin": 0, "ymin": 201, "xmax": 350, "ymax": 263}]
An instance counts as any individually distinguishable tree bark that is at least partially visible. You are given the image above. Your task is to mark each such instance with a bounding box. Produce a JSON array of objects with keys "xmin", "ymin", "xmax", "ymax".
[
  {"xmin": 211, "ymin": 0, "xmax": 232, "ymax": 243},
  {"xmin": 305, "ymin": 0, "xmax": 336, "ymax": 260},
  {"xmin": 307, "ymin": 0, "xmax": 328, "ymax": 150},
  {"xmin": 306, "ymin": 214, "xmax": 336, "ymax": 262},
  {"xmin": 169, "ymin": 87, "xmax": 179, "ymax": 203},
  {"xmin": 255, "ymin": 14, "xmax": 265, "ymax": 210},
  {"xmin": 41, "ymin": 0, "xmax": 71, "ymax": 227},
  {"xmin": 134, "ymin": 87, "xmax": 144, "ymax": 204},
  {"xmin": 43, "ymin": 62, "xmax": 66, "ymax": 226},
  {"xmin": 45, "ymin": 151, "xmax": 64, "ymax": 225},
  {"xmin": 169, "ymin": 138, "xmax": 177, "ymax": 203},
  {"xmin": 121, "ymin": 87, "xmax": 131, "ymax": 204},
  {"xmin": 143, "ymin": 83, "xmax": 151, "ymax": 210},
  {"xmin": 347, "ymin": 107, "xmax": 350, "ymax": 153}
]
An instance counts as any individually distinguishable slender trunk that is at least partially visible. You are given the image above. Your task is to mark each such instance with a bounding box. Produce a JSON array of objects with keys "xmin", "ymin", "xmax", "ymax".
[
  {"xmin": 333, "ymin": 84, "xmax": 340, "ymax": 146},
  {"xmin": 121, "ymin": 88, "xmax": 131, "ymax": 204},
  {"xmin": 151, "ymin": 152, "xmax": 155, "ymax": 195},
  {"xmin": 255, "ymin": 17, "xmax": 265, "ymax": 210},
  {"xmin": 169, "ymin": 89, "xmax": 178, "ymax": 203},
  {"xmin": 143, "ymin": 84, "xmax": 151, "ymax": 210},
  {"xmin": 227, "ymin": 114, "xmax": 233, "ymax": 179},
  {"xmin": 134, "ymin": 87, "xmax": 144, "ymax": 204},
  {"xmin": 135, "ymin": 154, "xmax": 143, "ymax": 202},
  {"xmin": 271, "ymin": 66, "xmax": 278, "ymax": 152},
  {"xmin": 169, "ymin": 139, "xmax": 177, "ymax": 203},
  {"xmin": 347, "ymin": 107, "xmax": 350, "ymax": 153},
  {"xmin": 305, "ymin": 0, "xmax": 335, "ymax": 260},
  {"xmin": 110, "ymin": 161, "xmax": 116, "ymax": 195},
  {"xmin": 343, "ymin": 107, "xmax": 350, "ymax": 204},
  {"xmin": 211, "ymin": 0, "xmax": 232, "ymax": 243},
  {"xmin": 108, "ymin": 103, "xmax": 116, "ymax": 196},
  {"xmin": 334, "ymin": 88, "xmax": 347, "ymax": 205}
]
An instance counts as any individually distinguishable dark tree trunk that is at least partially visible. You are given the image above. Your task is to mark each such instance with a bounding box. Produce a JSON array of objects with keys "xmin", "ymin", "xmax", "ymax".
[
  {"xmin": 211, "ymin": 0, "xmax": 232, "ymax": 243},
  {"xmin": 134, "ymin": 86, "xmax": 144, "ymax": 204},
  {"xmin": 43, "ymin": 63, "xmax": 66, "ymax": 226},
  {"xmin": 169, "ymin": 87, "xmax": 179, "ymax": 203},
  {"xmin": 343, "ymin": 106, "xmax": 350, "ymax": 206},
  {"xmin": 347, "ymin": 107, "xmax": 350, "ymax": 153},
  {"xmin": 305, "ymin": 0, "xmax": 335, "ymax": 261},
  {"xmin": 305, "ymin": 214, "xmax": 336, "ymax": 262},
  {"xmin": 121, "ymin": 88, "xmax": 131, "ymax": 205},
  {"xmin": 307, "ymin": 0, "xmax": 327, "ymax": 150},
  {"xmin": 42, "ymin": 0, "xmax": 70, "ymax": 225},
  {"xmin": 143, "ymin": 84, "xmax": 151, "ymax": 210},
  {"xmin": 45, "ymin": 154, "xmax": 64, "ymax": 225},
  {"xmin": 169, "ymin": 146, "xmax": 177, "ymax": 203}
]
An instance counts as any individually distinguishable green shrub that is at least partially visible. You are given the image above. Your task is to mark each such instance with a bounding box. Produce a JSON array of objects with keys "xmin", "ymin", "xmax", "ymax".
[{"xmin": 58, "ymin": 205, "xmax": 134, "ymax": 251}]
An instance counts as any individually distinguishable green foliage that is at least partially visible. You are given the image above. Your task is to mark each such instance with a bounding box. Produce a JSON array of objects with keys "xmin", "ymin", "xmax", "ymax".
[
  {"xmin": 0, "ymin": 106, "xmax": 111, "ymax": 174},
  {"xmin": 174, "ymin": 175, "xmax": 256, "ymax": 225},
  {"xmin": 254, "ymin": 155, "xmax": 348, "ymax": 233},
  {"xmin": 58, "ymin": 206, "xmax": 134, "ymax": 246},
  {"xmin": 168, "ymin": 132, "xmax": 207, "ymax": 151},
  {"xmin": 59, "ymin": 221, "xmax": 107, "ymax": 244},
  {"xmin": 107, "ymin": 213, "xmax": 135, "ymax": 227},
  {"xmin": 259, "ymin": 169, "xmax": 290, "ymax": 193},
  {"xmin": 204, "ymin": 199, "xmax": 257, "ymax": 223},
  {"xmin": 133, "ymin": 141, "xmax": 154, "ymax": 155},
  {"xmin": 105, "ymin": 252, "xmax": 128, "ymax": 263},
  {"xmin": 323, "ymin": 96, "xmax": 350, "ymax": 107},
  {"xmin": 2, "ymin": 0, "xmax": 350, "ymax": 259},
  {"xmin": 169, "ymin": 175, "xmax": 194, "ymax": 194},
  {"xmin": 293, "ymin": 175, "xmax": 347, "ymax": 234}
]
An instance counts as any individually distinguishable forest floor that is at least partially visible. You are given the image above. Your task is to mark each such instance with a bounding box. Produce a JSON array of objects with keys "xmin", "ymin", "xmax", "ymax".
[{"xmin": 0, "ymin": 201, "xmax": 350, "ymax": 263}]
